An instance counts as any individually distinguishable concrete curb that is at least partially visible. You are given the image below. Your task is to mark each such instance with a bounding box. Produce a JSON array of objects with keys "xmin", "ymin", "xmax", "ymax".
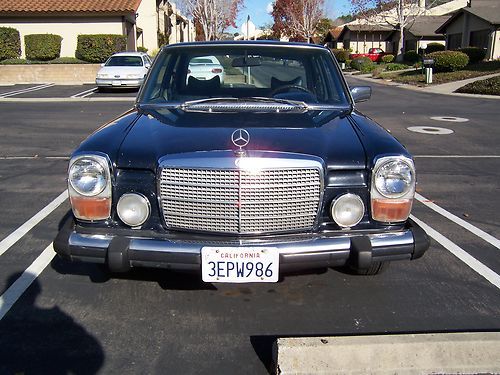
[
  {"xmin": 346, "ymin": 72, "xmax": 500, "ymax": 100},
  {"xmin": 275, "ymin": 332, "xmax": 500, "ymax": 374}
]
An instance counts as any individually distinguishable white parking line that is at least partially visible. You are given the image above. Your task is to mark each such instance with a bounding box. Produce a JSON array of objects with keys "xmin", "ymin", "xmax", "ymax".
[
  {"xmin": 415, "ymin": 193, "xmax": 500, "ymax": 250},
  {"xmin": 414, "ymin": 155, "xmax": 500, "ymax": 158},
  {"xmin": 0, "ymin": 156, "xmax": 69, "ymax": 160},
  {"xmin": 411, "ymin": 215, "xmax": 500, "ymax": 290},
  {"xmin": 0, "ymin": 190, "xmax": 68, "ymax": 257},
  {"xmin": 0, "ymin": 244, "xmax": 55, "ymax": 320},
  {"xmin": 0, "ymin": 83, "xmax": 55, "ymax": 98},
  {"xmin": 71, "ymin": 87, "xmax": 98, "ymax": 98}
]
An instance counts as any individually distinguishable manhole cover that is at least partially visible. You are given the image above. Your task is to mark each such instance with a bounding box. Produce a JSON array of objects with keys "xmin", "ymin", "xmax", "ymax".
[
  {"xmin": 407, "ymin": 126, "xmax": 454, "ymax": 135},
  {"xmin": 430, "ymin": 116, "xmax": 469, "ymax": 123}
]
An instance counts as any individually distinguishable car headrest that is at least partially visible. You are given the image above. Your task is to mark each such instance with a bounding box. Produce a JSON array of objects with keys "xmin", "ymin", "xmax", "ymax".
[
  {"xmin": 271, "ymin": 76, "xmax": 303, "ymax": 90},
  {"xmin": 187, "ymin": 76, "xmax": 221, "ymax": 93}
]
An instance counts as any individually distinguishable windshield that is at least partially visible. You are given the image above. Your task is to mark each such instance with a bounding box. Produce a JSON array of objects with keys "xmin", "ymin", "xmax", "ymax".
[
  {"xmin": 106, "ymin": 56, "xmax": 143, "ymax": 67},
  {"xmin": 138, "ymin": 44, "xmax": 349, "ymax": 107}
]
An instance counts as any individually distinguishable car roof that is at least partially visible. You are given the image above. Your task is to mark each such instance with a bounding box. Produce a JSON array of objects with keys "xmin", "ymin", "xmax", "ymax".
[
  {"xmin": 110, "ymin": 52, "xmax": 148, "ymax": 57},
  {"xmin": 163, "ymin": 40, "xmax": 328, "ymax": 51}
]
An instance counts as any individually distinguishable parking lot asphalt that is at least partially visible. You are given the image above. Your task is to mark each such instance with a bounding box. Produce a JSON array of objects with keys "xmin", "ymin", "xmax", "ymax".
[
  {"xmin": 0, "ymin": 79, "xmax": 499, "ymax": 374},
  {"xmin": 0, "ymin": 84, "xmax": 138, "ymax": 99}
]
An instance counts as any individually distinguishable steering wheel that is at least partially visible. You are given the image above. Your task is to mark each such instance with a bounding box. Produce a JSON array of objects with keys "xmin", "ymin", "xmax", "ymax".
[{"xmin": 270, "ymin": 85, "xmax": 314, "ymax": 96}]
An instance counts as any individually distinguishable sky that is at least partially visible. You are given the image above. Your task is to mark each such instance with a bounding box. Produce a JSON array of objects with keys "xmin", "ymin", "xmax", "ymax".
[{"xmin": 230, "ymin": 0, "xmax": 352, "ymax": 33}]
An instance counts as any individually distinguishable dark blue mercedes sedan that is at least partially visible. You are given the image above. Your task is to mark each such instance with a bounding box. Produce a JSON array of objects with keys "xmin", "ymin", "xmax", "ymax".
[{"xmin": 54, "ymin": 41, "xmax": 429, "ymax": 283}]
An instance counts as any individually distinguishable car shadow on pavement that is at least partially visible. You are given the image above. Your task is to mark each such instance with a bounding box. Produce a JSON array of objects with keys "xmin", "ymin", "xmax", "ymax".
[
  {"xmin": 50, "ymin": 257, "xmax": 217, "ymax": 291},
  {"xmin": 0, "ymin": 273, "xmax": 105, "ymax": 374}
]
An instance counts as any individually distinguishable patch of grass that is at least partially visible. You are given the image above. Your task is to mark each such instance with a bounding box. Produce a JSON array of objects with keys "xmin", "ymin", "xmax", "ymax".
[
  {"xmin": 381, "ymin": 61, "xmax": 500, "ymax": 86},
  {"xmin": 455, "ymin": 76, "xmax": 500, "ymax": 96}
]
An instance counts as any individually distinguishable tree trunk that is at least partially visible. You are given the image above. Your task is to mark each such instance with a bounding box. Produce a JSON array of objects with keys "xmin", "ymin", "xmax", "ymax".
[{"xmin": 395, "ymin": 26, "xmax": 404, "ymax": 61}]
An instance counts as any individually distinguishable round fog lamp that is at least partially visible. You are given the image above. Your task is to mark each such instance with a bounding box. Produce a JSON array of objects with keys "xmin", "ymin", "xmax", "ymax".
[
  {"xmin": 331, "ymin": 193, "xmax": 365, "ymax": 228},
  {"xmin": 117, "ymin": 193, "xmax": 150, "ymax": 227}
]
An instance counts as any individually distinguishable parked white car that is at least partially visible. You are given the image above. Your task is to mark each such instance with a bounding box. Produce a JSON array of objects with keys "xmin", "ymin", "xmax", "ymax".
[
  {"xmin": 96, "ymin": 52, "xmax": 152, "ymax": 89},
  {"xmin": 187, "ymin": 56, "xmax": 225, "ymax": 84}
]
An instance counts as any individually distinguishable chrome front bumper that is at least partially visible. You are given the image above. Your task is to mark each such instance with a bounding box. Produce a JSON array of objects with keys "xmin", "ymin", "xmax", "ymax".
[{"xmin": 54, "ymin": 217, "xmax": 429, "ymax": 273}]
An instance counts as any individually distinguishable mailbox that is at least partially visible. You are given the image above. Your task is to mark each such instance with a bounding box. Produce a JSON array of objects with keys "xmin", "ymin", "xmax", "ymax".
[{"xmin": 423, "ymin": 58, "xmax": 435, "ymax": 68}]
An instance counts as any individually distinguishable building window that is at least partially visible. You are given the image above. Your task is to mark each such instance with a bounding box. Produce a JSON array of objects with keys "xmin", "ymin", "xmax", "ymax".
[
  {"xmin": 448, "ymin": 33, "xmax": 462, "ymax": 49},
  {"xmin": 470, "ymin": 29, "xmax": 490, "ymax": 49}
]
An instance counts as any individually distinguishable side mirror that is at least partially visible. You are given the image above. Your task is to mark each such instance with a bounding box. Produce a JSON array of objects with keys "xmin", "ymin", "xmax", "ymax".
[
  {"xmin": 145, "ymin": 64, "xmax": 151, "ymax": 69},
  {"xmin": 100, "ymin": 63, "xmax": 105, "ymax": 67},
  {"xmin": 350, "ymin": 86, "xmax": 371, "ymax": 103}
]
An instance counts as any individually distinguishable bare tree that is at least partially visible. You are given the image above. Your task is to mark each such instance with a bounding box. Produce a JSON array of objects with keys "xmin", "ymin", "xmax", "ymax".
[
  {"xmin": 350, "ymin": 0, "xmax": 429, "ymax": 59},
  {"xmin": 272, "ymin": 0, "xmax": 324, "ymax": 42},
  {"xmin": 179, "ymin": 0, "xmax": 243, "ymax": 41}
]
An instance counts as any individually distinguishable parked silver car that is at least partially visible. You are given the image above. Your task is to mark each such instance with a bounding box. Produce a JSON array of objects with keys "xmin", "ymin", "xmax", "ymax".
[{"xmin": 96, "ymin": 52, "xmax": 152, "ymax": 89}]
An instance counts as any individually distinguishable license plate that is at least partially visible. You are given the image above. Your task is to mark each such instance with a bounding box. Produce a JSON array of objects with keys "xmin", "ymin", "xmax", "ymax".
[
  {"xmin": 112, "ymin": 81, "xmax": 121, "ymax": 86},
  {"xmin": 201, "ymin": 247, "xmax": 279, "ymax": 283}
]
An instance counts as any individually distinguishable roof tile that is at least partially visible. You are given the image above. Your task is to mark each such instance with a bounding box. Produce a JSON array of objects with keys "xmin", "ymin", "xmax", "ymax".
[{"xmin": 0, "ymin": 0, "xmax": 142, "ymax": 14}]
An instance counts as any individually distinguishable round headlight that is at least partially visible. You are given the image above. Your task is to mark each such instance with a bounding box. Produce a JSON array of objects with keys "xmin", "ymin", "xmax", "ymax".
[
  {"xmin": 331, "ymin": 193, "xmax": 365, "ymax": 228},
  {"xmin": 117, "ymin": 193, "xmax": 150, "ymax": 227},
  {"xmin": 374, "ymin": 160, "xmax": 414, "ymax": 198},
  {"xmin": 69, "ymin": 158, "xmax": 107, "ymax": 196}
]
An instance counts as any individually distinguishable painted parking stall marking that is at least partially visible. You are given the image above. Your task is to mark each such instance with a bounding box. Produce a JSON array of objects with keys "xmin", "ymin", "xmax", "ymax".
[
  {"xmin": 71, "ymin": 87, "xmax": 98, "ymax": 98},
  {"xmin": 0, "ymin": 190, "xmax": 67, "ymax": 257},
  {"xmin": 411, "ymin": 215, "xmax": 500, "ymax": 290},
  {"xmin": 415, "ymin": 192, "xmax": 500, "ymax": 250},
  {"xmin": 0, "ymin": 83, "xmax": 55, "ymax": 98},
  {"xmin": 0, "ymin": 244, "xmax": 56, "ymax": 320}
]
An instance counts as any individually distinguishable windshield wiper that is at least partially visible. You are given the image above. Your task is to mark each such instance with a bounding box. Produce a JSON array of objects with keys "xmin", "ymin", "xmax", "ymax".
[{"xmin": 180, "ymin": 96, "xmax": 309, "ymax": 113}]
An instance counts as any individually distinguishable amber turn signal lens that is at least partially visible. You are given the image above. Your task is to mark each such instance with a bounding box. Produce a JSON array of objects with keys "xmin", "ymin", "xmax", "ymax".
[
  {"xmin": 70, "ymin": 196, "xmax": 111, "ymax": 221},
  {"xmin": 371, "ymin": 198, "xmax": 412, "ymax": 222}
]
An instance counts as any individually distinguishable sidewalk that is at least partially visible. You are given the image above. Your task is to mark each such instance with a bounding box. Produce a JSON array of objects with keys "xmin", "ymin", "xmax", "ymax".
[{"xmin": 345, "ymin": 70, "xmax": 500, "ymax": 100}]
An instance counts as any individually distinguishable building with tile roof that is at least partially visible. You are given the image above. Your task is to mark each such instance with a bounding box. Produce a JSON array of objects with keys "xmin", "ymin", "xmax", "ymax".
[{"xmin": 0, "ymin": 0, "xmax": 194, "ymax": 58}]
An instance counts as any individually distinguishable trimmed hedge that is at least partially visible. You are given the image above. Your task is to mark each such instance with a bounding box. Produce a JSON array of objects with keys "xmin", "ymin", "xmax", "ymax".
[
  {"xmin": 385, "ymin": 62, "xmax": 408, "ymax": 71},
  {"xmin": 137, "ymin": 46, "xmax": 148, "ymax": 53},
  {"xmin": 0, "ymin": 57, "xmax": 88, "ymax": 65},
  {"xmin": 423, "ymin": 42, "xmax": 445, "ymax": 54},
  {"xmin": 0, "ymin": 27, "xmax": 21, "ymax": 60},
  {"xmin": 25, "ymin": 34, "xmax": 62, "ymax": 61},
  {"xmin": 381, "ymin": 54, "xmax": 394, "ymax": 63},
  {"xmin": 458, "ymin": 47, "xmax": 486, "ymax": 64},
  {"xmin": 76, "ymin": 34, "xmax": 126, "ymax": 63},
  {"xmin": 426, "ymin": 50, "xmax": 469, "ymax": 72},
  {"xmin": 351, "ymin": 56, "xmax": 374, "ymax": 71},
  {"xmin": 403, "ymin": 50, "xmax": 420, "ymax": 64},
  {"xmin": 330, "ymin": 48, "xmax": 350, "ymax": 63}
]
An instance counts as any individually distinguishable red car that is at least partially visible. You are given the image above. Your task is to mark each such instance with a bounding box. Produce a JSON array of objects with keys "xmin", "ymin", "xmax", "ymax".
[{"xmin": 350, "ymin": 48, "xmax": 387, "ymax": 62}]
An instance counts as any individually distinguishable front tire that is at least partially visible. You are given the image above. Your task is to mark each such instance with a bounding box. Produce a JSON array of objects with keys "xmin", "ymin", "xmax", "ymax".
[{"xmin": 351, "ymin": 261, "xmax": 388, "ymax": 275}]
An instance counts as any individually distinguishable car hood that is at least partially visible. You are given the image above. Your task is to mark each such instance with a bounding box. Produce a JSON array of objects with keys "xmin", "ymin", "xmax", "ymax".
[
  {"xmin": 98, "ymin": 66, "xmax": 146, "ymax": 76},
  {"xmin": 116, "ymin": 108, "xmax": 366, "ymax": 171}
]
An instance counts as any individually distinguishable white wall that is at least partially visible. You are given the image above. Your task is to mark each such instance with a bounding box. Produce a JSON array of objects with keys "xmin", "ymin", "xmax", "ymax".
[
  {"xmin": 0, "ymin": 17, "xmax": 124, "ymax": 58},
  {"xmin": 136, "ymin": 0, "xmax": 159, "ymax": 51}
]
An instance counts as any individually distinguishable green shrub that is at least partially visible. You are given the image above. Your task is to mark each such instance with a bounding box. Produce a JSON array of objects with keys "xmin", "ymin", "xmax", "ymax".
[
  {"xmin": 0, "ymin": 27, "xmax": 21, "ymax": 60},
  {"xmin": 0, "ymin": 58, "xmax": 27, "ymax": 65},
  {"xmin": 330, "ymin": 48, "xmax": 350, "ymax": 63},
  {"xmin": 75, "ymin": 34, "xmax": 126, "ymax": 63},
  {"xmin": 426, "ymin": 50, "xmax": 469, "ymax": 72},
  {"xmin": 456, "ymin": 76, "xmax": 500, "ymax": 96},
  {"xmin": 404, "ymin": 50, "xmax": 420, "ymax": 64},
  {"xmin": 371, "ymin": 66, "xmax": 385, "ymax": 78},
  {"xmin": 381, "ymin": 54, "xmax": 394, "ymax": 63},
  {"xmin": 351, "ymin": 56, "xmax": 374, "ymax": 71},
  {"xmin": 345, "ymin": 59, "xmax": 352, "ymax": 67},
  {"xmin": 424, "ymin": 42, "xmax": 445, "ymax": 53},
  {"xmin": 385, "ymin": 62, "xmax": 409, "ymax": 71},
  {"xmin": 137, "ymin": 46, "xmax": 148, "ymax": 53},
  {"xmin": 25, "ymin": 34, "xmax": 62, "ymax": 61},
  {"xmin": 458, "ymin": 47, "xmax": 486, "ymax": 64}
]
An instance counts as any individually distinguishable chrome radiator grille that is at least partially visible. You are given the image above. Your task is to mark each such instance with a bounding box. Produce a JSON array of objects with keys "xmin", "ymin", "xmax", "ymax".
[{"xmin": 159, "ymin": 166, "xmax": 322, "ymax": 234}]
